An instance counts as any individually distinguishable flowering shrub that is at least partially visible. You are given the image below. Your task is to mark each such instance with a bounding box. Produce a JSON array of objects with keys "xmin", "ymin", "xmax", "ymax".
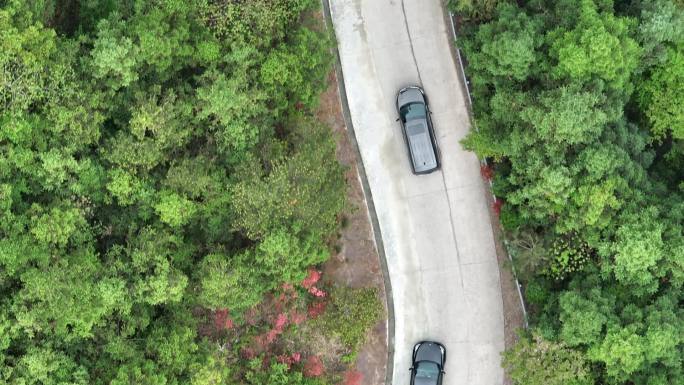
[
  {"xmin": 290, "ymin": 310, "xmax": 307, "ymax": 325},
  {"xmin": 302, "ymin": 268, "xmax": 322, "ymax": 289},
  {"xmin": 493, "ymin": 198, "xmax": 503, "ymax": 216},
  {"xmin": 309, "ymin": 286, "xmax": 327, "ymax": 297},
  {"xmin": 241, "ymin": 346, "xmax": 256, "ymax": 360},
  {"xmin": 276, "ymin": 352, "xmax": 302, "ymax": 369},
  {"xmin": 303, "ymin": 355, "xmax": 325, "ymax": 377},
  {"xmin": 480, "ymin": 163, "xmax": 494, "ymax": 180},
  {"xmin": 308, "ymin": 301, "xmax": 327, "ymax": 318},
  {"xmin": 342, "ymin": 370, "xmax": 363, "ymax": 385},
  {"xmin": 213, "ymin": 308, "xmax": 234, "ymax": 330},
  {"xmin": 274, "ymin": 313, "xmax": 288, "ymax": 330}
]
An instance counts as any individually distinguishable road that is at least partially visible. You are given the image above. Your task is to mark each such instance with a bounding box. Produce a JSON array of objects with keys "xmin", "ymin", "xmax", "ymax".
[{"xmin": 328, "ymin": 1, "xmax": 505, "ymax": 384}]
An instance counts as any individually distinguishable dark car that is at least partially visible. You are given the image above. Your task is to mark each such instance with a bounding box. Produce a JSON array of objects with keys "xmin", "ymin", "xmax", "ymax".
[
  {"xmin": 396, "ymin": 86, "xmax": 440, "ymax": 174},
  {"xmin": 410, "ymin": 341, "xmax": 446, "ymax": 385}
]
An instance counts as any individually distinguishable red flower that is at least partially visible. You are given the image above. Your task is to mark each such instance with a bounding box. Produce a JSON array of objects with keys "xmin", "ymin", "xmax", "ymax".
[
  {"xmin": 480, "ymin": 163, "xmax": 494, "ymax": 181},
  {"xmin": 307, "ymin": 301, "xmax": 327, "ymax": 318},
  {"xmin": 301, "ymin": 269, "xmax": 321, "ymax": 289},
  {"xmin": 276, "ymin": 354, "xmax": 293, "ymax": 369},
  {"xmin": 290, "ymin": 310, "xmax": 307, "ymax": 325},
  {"xmin": 303, "ymin": 355, "xmax": 325, "ymax": 377},
  {"xmin": 274, "ymin": 313, "xmax": 288, "ymax": 331},
  {"xmin": 276, "ymin": 352, "xmax": 302, "ymax": 369},
  {"xmin": 241, "ymin": 346, "xmax": 256, "ymax": 360},
  {"xmin": 281, "ymin": 282, "xmax": 294, "ymax": 291},
  {"xmin": 492, "ymin": 198, "xmax": 503, "ymax": 216},
  {"xmin": 342, "ymin": 370, "xmax": 363, "ymax": 385},
  {"xmin": 308, "ymin": 286, "xmax": 327, "ymax": 298},
  {"xmin": 274, "ymin": 293, "xmax": 287, "ymax": 313},
  {"xmin": 213, "ymin": 308, "xmax": 234, "ymax": 330},
  {"xmin": 244, "ymin": 307, "xmax": 259, "ymax": 326},
  {"xmin": 254, "ymin": 334, "xmax": 268, "ymax": 350},
  {"xmin": 265, "ymin": 329, "xmax": 279, "ymax": 344}
]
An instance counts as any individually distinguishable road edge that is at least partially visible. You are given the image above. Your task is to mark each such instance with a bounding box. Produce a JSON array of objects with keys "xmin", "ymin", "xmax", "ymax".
[
  {"xmin": 440, "ymin": 2, "xmax": 529, "ymax": 330},
  {"xmin": 320, "ymin": 2, "xmax": 396, "ymax": 384}
]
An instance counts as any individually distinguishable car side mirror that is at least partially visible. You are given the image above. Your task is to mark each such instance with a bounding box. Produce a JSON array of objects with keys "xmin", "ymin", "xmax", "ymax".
[
  {"xmin": 409, "ymin": 367, "xmax": 413, "ymax": 371},
  {"xmin": 396, "ymin": 117, "xmax": 400, "ymax": 122}
]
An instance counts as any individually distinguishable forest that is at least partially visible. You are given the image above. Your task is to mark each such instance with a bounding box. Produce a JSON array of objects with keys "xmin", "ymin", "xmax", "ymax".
[
  {"xmin": 0, "ymin": 0, "xmax": 382, "ymax": 384},
  {"xmin": 449, "ymin": 0, "xmax": 684, "ymax": 384}
]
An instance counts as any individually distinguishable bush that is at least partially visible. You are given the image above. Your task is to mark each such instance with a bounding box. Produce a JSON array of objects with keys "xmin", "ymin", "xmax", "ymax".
[
  {"xmin": 502, "ymin": 332, "xmax": 593, "ymax": 385},
  {"xmin": 545, "ymin": 234, "xmax": 593, "ymax": 281},
  {"xmin": 315, "ymin": 287, "xmax": 383, "ymax": 358}
]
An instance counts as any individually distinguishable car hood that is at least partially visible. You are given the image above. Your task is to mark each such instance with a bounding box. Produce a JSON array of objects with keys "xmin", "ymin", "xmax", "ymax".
[
  {"xmin": 397, "ymin": 87, "xmax": 425, "ymax": 107},
  {"xmin": 414, "ymin": 342, "xmax": 444, "ymax": 364}
]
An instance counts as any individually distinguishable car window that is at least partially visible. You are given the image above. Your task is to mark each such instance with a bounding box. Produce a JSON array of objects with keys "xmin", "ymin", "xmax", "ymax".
[
  {"xmin": 400, "ymin": 103, "xmax": 426, "ymax": 122},
  {"xmin": 415, "ymin": 361, "xmax": 440, "ymax": 379}
]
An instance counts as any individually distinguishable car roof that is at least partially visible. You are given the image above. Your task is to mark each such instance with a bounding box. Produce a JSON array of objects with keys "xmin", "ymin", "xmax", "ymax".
[{"xmin": 405, "ymin": 120, "xmax": 437, "ymax": 173}]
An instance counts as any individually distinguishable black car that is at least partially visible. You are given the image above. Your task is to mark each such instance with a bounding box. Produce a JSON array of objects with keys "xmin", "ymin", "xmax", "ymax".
[
  {"xmin": 396, "ymin": 86, "xmax": 440, "ymax": 174},
  {"xmin": 410, "ymin": 341, "xmax": 446, "ymax": 385}
]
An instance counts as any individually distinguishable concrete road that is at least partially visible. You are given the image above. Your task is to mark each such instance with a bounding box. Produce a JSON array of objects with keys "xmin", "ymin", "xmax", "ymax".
[{"xmin": 328, "ymin": 1, "xmax": 505, "ymax": 384}]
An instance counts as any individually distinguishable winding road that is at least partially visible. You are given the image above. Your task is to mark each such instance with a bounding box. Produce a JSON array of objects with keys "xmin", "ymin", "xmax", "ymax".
[{"xmin": 328, "ymin": 1, "xmax": 505, "ymax": 384}]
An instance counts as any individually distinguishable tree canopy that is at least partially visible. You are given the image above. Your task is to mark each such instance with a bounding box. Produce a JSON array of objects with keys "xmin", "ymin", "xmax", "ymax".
[
  {"xmin": 454, "ymin": 0, "xmax": 684, "ymax": 383},
  {"xmin": 0, "ymin": 0, "xmax": 352, "ymax": 383}
]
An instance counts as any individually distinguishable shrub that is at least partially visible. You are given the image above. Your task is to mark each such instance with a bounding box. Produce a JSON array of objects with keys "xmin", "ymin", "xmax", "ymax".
[{"xmin": 315, "ymin": 287, "xmax": 383, "ymax": 358}]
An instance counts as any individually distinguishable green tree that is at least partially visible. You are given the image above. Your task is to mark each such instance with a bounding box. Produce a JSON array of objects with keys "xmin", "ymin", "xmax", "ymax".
[
  {"xmin": 548, "ymin": 0, "xmax": 639, "ymax": 91},
  {"xmin": 464, "ymin": 3, "xmax": 542, "ymax": 84},
  {"xmin": 639, "ymin": 45, "xmax": 684, "ymax": 140},
  {"xmin": 231, "ymin": 118, "xmax": 346, "ymax": 241},
  {"xmin": 502, "ymin": 332, "xmax": 593, "ymax": 385}
]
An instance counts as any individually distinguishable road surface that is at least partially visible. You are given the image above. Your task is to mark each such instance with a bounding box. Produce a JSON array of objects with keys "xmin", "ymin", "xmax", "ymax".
[{"xmin": 328, "ymin": 1, "xmax": 505, "ymax": 384}]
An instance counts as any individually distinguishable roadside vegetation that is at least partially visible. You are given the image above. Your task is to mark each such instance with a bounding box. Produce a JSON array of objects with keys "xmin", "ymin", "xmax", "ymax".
[
  {"xmin": 449, "ymin": 0, "xmax": 684, "ymax": 384},
  {"xmin": 0, "ymin": 0, "xmax": 381, "ymax": 384}
]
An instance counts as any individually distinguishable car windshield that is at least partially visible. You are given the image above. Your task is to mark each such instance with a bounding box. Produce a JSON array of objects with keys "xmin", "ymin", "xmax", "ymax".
[
  {"xmin": 415, "ymin": 361, "xmax": 440, "ymax": 379},
  {"xmin": 400, "ymin": 102, "xmax": 426, "ymax": 122}
]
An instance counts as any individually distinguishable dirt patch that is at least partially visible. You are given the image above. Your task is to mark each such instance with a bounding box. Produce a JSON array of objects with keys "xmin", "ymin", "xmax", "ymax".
[{"xmin": 317, "ymin": 70, "xmax": 389, "ymax": 385}]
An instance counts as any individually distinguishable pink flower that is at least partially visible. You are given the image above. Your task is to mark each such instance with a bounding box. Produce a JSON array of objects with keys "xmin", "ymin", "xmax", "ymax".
[
  {"xmin": 303, "ymin": 355, "xmax": 325, "ymax": 377},
  {"xmin": 213, "ymin": 308, "xmax": 234, "ymax": 330},
  {"xmin": 276, "ymin": 354, "xmax": 292, "ymax": 368},
  {"xmin": 265, "ymin": 329, "xmax": 279, "ymax": 344},
  {"xmin": 301, "ymin": 269, "xmax": 322, "ymax": 289},
  {"xmin": 343, "ymin": 370, "xmax": 363, "ymax": 385},
  {"xmin": 480, "ymin": 164, "xmax": 494, "ymax": 181},
  {"xmin": 290, "ymin": 310, "xmax": 307, "ymax": 325},
  {"xmin": 241, "ymin": 347, "xmax": 256, "ymax": 360},
  {"xmin": 308, "ymin": 301, "xmax": 327, "ymax": 318},
  {"xmin": 282, "ymin": 282, "xmax": 294, "ymax": 291},
  {"xmin": 493, "ymin": 198, "xmax": 503, "ymax": 216},
  {"xmin": 244, "ymin": 307, "xmax": 259, "ymax": 326},
  {"xmin": 309, "ymin": 286, "xmax": 327, "ymax": 297},
  {"xmin": 274, "ymin": 313, "xmax": 288, "ymax": 331}
]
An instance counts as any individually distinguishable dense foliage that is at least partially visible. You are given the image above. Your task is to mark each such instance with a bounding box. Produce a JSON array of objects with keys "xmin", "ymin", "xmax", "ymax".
[
  {"xmin": 0, "ymin": 0, "xmax": 375, "ymax": 383},
  {"xmin": 453, "ymin": 0, "xmax": 684, "ymax": 384}
]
